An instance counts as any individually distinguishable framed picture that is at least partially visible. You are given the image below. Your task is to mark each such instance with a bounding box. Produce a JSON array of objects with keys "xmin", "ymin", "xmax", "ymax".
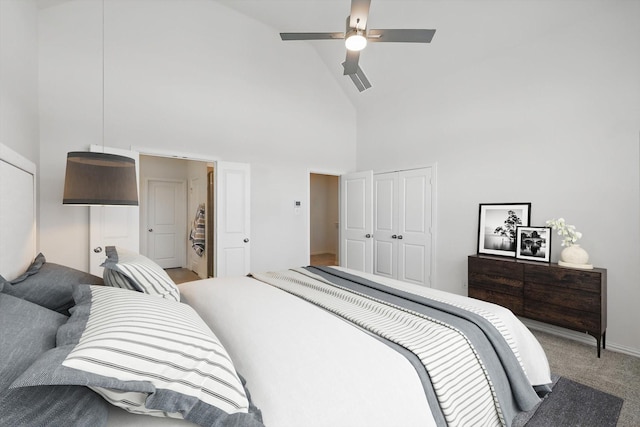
[
  {"xmin": 478, "ymin": 203, "xmax": 531, "ymax": 257},
  {"xmin": 516, "ymin": 226, "xmax": 551, "ymax": 262}
]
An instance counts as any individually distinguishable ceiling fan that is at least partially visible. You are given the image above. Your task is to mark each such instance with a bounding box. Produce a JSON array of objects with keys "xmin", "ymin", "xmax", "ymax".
[{"xmin": 280, "ymin": 0, "xmax": 436, "ymax": 92}]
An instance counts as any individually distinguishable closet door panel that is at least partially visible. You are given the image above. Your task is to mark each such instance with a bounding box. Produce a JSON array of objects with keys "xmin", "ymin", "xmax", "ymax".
[
  {"xmin": 399, "ymin": 243, "xmax": 426, "ymax": 285},
  {"xmin": 397, "ymin": 168, "xmax": 432, "ymax": 287},
  {"xmin": 375, "ymin": 175, "xmax": 395, "ymax": 232},
  {"xmin": 374, "ymin": 173, "xmax": 398, "ymax": 279},
  {"xmin": 402, "ymin": 175, "xmax": 427, "ymax": 233},
  {"xmin": 374, "ymin": 240, "xmax": 395, "ymax": 278}
]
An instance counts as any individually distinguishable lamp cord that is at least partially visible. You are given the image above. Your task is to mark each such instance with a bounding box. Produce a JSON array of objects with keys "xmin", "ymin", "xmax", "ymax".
[{"xmin": 102, "ymin": 0, "xmax": 105, "ymax": 154}]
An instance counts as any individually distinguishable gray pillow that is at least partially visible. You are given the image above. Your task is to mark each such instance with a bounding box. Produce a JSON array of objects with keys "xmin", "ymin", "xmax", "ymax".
[
  {"xmin": 1, "ymin": 254, "xmax": 103, "ymax": 314},
  {"xmin": 0, "ymin": 385, "xmax": 108, "ymax": 427},
  {"xmin": 0, "ymin": 292, "xmax": 67, "ymax": 388},
  {"xmin": 0, "ymin": 293, "xmax": 108, "ymax": 426},
  {"xmin": 6, "ymin": 252, "xmax": 46, "ymax": 283},
  {"xmin": 11, "ymin": 285, "xmax": 264, "ymax": 427}
]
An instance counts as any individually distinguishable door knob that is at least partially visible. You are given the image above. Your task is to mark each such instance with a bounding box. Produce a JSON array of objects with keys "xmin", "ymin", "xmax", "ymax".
[
  {"xmin": 391, "ymin": 235, "xmax": 397, "ymax": 239},
  {"xmin": 243, "ymin": 238, "xmax": 250, "ymax": 243},
  {"xmin": 93, "ymin": 247, "xmax": 103, "ymax": 253},
  {"xmin": 397, "ymin": 235, "xmax": 403, "ymax": 240},
  {"xmin": 148, "ymin": 228, "xmax": 153, "ymax": 232},
  {"xmin": 365, "ymin": 234, "xmax": 372, "ymax": 238}
]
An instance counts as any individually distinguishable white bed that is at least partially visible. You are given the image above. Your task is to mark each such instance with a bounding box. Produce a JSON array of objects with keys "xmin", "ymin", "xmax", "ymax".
[
  {"xmin": 0, "ymin": 143, "xmax": 551, "ymax": 427},
  {"xmin": 180, "ymin": 269, "xmax": 550, "ymax": 427}
]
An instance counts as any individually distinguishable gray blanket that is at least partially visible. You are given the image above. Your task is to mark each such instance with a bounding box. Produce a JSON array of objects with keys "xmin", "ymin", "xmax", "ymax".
[{"xmin": 304, "ymin": 266, "xmax": 541, "ymax": 426}]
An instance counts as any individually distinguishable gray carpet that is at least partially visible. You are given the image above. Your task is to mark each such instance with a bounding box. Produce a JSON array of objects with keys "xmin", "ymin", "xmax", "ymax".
[{"xmin": 514, "ymin": 375, "xmax": 623, "ymax": 427}]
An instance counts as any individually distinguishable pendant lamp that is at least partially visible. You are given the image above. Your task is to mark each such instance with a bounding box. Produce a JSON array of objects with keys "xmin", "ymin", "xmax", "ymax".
[
  {"xmin": 63, "ymin": 152, "xmax": 138, "ymax": 205},
  {"xmin": 62, "ymin": 0, "xmax": 139, "ymax": 206}
]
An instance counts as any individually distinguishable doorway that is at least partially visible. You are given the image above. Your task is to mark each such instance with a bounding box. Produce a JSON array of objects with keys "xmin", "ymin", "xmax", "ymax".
[
  {"xmin": 309, "ymin": 173, "xmax": 339, "ymax": 266},
  {"xmin": 139, "ymin": 155, "xmax": 212, "ymax": 278}
]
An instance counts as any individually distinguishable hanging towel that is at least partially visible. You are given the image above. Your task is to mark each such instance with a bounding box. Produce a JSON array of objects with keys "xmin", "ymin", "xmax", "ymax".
[{"xmin": 189, "ymin": 203, "xmax": 206, "ymax": 257}]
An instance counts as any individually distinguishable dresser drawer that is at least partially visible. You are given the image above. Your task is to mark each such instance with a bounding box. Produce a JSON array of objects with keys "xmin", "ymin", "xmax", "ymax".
[
  {"xmin": 525, "ymin": 299, "xmax": 601, "ymax": 332},
  {"xmin": 524, "ymin": 264, "xmax": 602, "ymax": 293},
  {"xmin": 525, "ymin": 282, "xmax": 600, "ymax": 313},
  {"xmin": 469, "ymin": 256, "xmax": 523, "ymax": 297},
  {"xmin": 469, "ymin": 256, "xmax": 523, "ymax": 281},
  {"xmin": 469, "ymin": 287, "xmax": 523, "ymax": 315}
]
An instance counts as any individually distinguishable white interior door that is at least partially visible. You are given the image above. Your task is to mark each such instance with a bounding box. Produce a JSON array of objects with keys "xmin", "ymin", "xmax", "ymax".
[
  {"xmin": 373, "ymin": 172, "xmax": 397, "ymax": 279},
  {"xmin": 215, "ymin": 161, "xmax": 250, "ymax": 277},
  {"xmin": 89, "ymin": 145, "xmax": 140, "ymax": 276},
  {"xmin": 147, "ymin": 179, "xmax": 185, "ymax": 269},
  {"xmin": 340, "ymin": 171, "xmax": 373, "ymax": 273},
  {"xmin": 397, "ymin": 168, "xmax": 432, "ymax": 286}
]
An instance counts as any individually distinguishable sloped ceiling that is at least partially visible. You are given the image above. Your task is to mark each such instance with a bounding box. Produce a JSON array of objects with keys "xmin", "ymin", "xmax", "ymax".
[
  {"xmin": 37, "ymin": 0, "xmax": 608, "ymax": 105},
  {"xmin": 215, "ymin": 0, "xmax": 605, "ymax": 106}
]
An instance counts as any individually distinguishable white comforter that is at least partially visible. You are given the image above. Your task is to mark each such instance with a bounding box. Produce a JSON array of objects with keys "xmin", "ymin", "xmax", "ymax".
[{"xmin": 106, "ymin": 268, "xmax": 551, "ymax": 427}]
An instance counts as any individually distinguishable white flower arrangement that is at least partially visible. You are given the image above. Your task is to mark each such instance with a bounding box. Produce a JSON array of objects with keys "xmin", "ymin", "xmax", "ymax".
[{"xmin": 545, "ymin": 218, "xmax": 582, "ymax": 247}]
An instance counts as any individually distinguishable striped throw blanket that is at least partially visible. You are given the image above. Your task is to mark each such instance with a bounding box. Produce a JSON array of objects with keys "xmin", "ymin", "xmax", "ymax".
[
  {"xmin": 190, "ymin": 203, "xmax": 206, "ymax": 257},
  {"xmin": 251, "ymin": 267, "xmax": 541, "ymax": 427}
]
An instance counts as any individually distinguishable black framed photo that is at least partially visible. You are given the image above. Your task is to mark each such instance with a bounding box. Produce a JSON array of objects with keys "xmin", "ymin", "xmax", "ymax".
[
  {"xmin": 478, "ymin": 203, "xmax": 531, "ymax": 257},
  {"xmin": 516, "ymin": 226, "xmax": 551, "ymax": 262}
]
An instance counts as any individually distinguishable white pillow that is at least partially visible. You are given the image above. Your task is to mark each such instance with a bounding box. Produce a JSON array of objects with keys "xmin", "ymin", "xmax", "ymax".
[{"xmin": 102, "ymin": 246, "xmax": 180, "ymax": 302}]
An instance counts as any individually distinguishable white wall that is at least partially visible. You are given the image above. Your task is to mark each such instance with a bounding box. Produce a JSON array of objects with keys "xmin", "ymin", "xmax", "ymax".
[
  {"xmin": 356, "ymin": 1, "xmax": 640, "ymax": 354},
  {"xmin": 37, "ymin": 0, "xmax": 357, "ymax": 272},
  {"xmin": 0, "ymin": 0, "xmax": 38, "ymax": 164}
]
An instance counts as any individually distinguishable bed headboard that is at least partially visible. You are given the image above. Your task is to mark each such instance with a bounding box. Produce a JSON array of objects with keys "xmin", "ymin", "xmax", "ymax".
[{"xmin": 0, "ymin": 143, "xmax": 36, "ymax": 281}]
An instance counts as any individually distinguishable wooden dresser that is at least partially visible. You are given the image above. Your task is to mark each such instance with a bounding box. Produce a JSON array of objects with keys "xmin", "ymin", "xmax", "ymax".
[{"xmin": 468, "ymin": 254, "xmax": 607, "ymax": 357}]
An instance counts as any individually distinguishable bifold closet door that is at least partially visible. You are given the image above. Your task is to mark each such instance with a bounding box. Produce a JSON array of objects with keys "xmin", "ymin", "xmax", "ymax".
[{"xmin": 373, "ymin": 168, "xmax": 432, "ymax": 287}]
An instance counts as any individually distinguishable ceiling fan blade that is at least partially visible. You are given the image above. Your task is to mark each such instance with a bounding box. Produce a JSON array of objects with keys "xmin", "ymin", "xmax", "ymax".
[
  {"xmin": 367, "ymin": 29, "xmax": 436, "ymax": 43},
  {"xmin": 342, "ymin": 63, "xmax": 372, "ymax": 92},
  {"xmin": 347, "ymin": 73, "xmax": 366, "ymax": 92},
  {"xmin": 349, "ymin": 0, "xmax": 371, "ymax": 29},
  {"xmin": 343, "ymin": 50, "xmax": 360, "ymax": 75},
  {"xmin": 354, "ymin": 66, "xmax": 372, "ymax": 91},
  {"xmin": 280, "ymin": 32, "xmax": 344, "ymax": 41}
]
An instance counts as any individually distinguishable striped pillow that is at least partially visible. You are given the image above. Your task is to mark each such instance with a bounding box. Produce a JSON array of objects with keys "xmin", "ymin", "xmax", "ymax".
[
  {"xmin": 10, "ymin": 286, "xmax": 263, "ymax": 426},
  {"xmin": 102, "ymin": 246, "xmax": 180, "ymax": 302}
]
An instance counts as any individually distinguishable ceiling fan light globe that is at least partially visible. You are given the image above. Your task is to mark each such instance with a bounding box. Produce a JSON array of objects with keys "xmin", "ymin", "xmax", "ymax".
[{"xmin": 345, "ymin": 33, "xmax": 367, "ymax": 51}]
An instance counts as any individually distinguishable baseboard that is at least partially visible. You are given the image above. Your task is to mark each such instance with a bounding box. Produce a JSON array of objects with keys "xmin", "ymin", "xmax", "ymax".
[{"xmin": 519, "ymin": 318, "xmax": 640, "ymax": 359}]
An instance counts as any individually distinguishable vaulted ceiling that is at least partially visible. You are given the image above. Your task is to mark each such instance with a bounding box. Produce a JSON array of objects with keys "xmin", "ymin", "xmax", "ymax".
[
  {"xmin": 216, "ymin": 0, "xmax": 604, "ymax": 104},
  {"xmin": 36, "ymin": 0, "xmax": 610, "ymax": 105}
]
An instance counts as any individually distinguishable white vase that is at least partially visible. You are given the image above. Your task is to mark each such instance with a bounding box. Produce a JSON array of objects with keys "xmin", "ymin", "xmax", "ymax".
[{"xmin": 559, "ymin": 244, "xmax": 593, "ymax": 269}]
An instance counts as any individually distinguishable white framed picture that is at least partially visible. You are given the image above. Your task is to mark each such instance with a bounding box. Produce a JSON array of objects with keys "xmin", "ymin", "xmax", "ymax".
[{"xmin": 477, "ymin": 203, "xmax": 531, "ymax": 257}]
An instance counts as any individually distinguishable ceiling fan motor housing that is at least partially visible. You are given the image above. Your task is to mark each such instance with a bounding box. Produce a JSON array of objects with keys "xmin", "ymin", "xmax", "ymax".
[{"xmin": 345, "ymin": 29, "xmax": 367, "ymax": 51}]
